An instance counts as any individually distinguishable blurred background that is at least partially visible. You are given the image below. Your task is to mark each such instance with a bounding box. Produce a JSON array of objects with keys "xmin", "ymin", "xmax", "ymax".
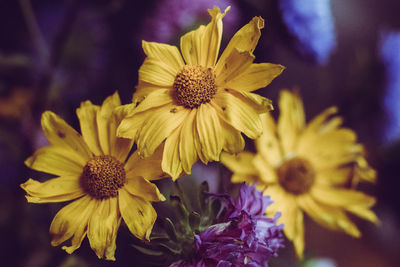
[{"xmin": 0, "ymin": 0, "xmax": 399, "ymax": 266}]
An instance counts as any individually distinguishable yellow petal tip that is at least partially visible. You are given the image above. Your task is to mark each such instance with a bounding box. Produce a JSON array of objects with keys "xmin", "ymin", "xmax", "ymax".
[{"xmin": 253, "ymin": 16, "xmax": 265, "ymax": 30}]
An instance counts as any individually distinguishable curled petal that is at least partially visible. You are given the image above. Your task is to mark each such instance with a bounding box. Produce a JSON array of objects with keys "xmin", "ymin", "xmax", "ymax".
[
  {"xmin": 217, "ymin": 16, "xmax": 264, "ymax": 71},
  {"xmin": 50, "ymin": 196, "xmax": 95, "ymax": 254}
]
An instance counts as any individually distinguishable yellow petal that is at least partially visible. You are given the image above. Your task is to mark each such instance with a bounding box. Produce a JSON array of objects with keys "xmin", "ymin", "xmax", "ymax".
[
  {"xmin": 76, "ymin": 100, "xmax": 102, "ymax": 155},
  {"xmin": 25, "ymin": 146, "xmax": 85, "ymax": 176},
  {"xmin": 219, "ymin": 119, "xmax": 245, "ymax": 153},
  {"xmin": 124, "ymin": 176, "xmax": 165, "ymax": 202},
  {"xmin": 21, "ymin": 177, "xmax": 84, "ymax": 203},
  {"xmin": 112, "ymin": 137, "xmax": 133, "ymax": 164},
  {"xmin": 117, "ymin": 108, "xmax": 153, "ymax": 140},
  {"xmin": 227, "ymin": 89, "xmax": 273, "ymax": 113},
  {"xmin": 179, "ymin": 109, "xmax": 198, "ymax": 174},
  {"xmin": 162, "ymin": 125, "xmax": 183, "ymax": 179},
  {"xmin": 109, "ymin": 103, "xmax": 135, "ymax": 162},
  {"xmin": 137, "ymin": 104, "xmax": 189, "ymax": 157},
  {"xmin": 41, "ymin": 111, "xmax": 92, "ymax": 159},
  {"xmin": 180, "ymin": 25, "xmax": 206, "ymax": 65},
  {"xmin": 125, "ymin": 146, "xmax": 167, "ymax": 181},
  {"xmin": 300, "ymin": 106, "xmax": 338, "ymax": 137},
  {"xmin": 298, "ymin": 195, "xmax": 361, "ymax": 237},
  {"xmin": 133, "ymin": 81, "xmax": 167, "ymax": 105},
  {"xmin": 132, "ymin": 88, "xmax": 174, "ymax": 115},
  {"xmin": 265, "ymin": 186, "xmax": 305, "ymax": 257},
  {"xmin": 96, "ymin": 92, "xmax": 122, "ymax": 155},
  {"xmin": 220, "ymin": 152, "xmax": 258, "ymax": 175},
  {"xmin": 354, "ymin": 156, "xmax": 377, "ymax": 184},
  {"xmin": 139, "ymin": 58, "xmax": 177, "ymax": 86},
  {"xmin": 277, "ymin": 90, "xmax": 305, "ymax": 154},
  {"xmin": 193, "ymin": 116, "xmax": 208, "ymax": 164},
  {"xmin": 319, "ymin": 116, "xmax": 343, "ymax": 133},
  {"xmin": 217, "ymin": 16, "xmax": 264, "ymax": 71},
  {"xmin": 256, "ymin": 113, "xmax": 284, "ymax": 167},
  {"xmin": 119, "ymin": 188, "xmax": 157, "ymax": 240},
  {"xmin": 196, "ymin": 103, "xmax": 223, "ymax": 161},
  {"xmin": 293, "ymin": 210, "xmax": 305, "ymax": 259},
  {"xmin": 224, "ymin": 63, "xmax": 285, "ymax": 92},
  {"xmin": 253, "ymin": 154, "xmax": 278, "ymax": 184},
  {"xmin": 142, "ymin": 41, "xmax": 184, "ymax": 72},
  {"xmin": 311, "ymin": 186, "xmax": 378, "ymax": 224},
  {"xmin": 180, "ymin": 6, "xmax": 229, "ymax": 67},
  {"xmin": 265, "ymin": 185, "xmax": 298, "ymax": 239},
  {"xmin": 87, "ymin": 198, "xmax": 121, "ymax": 261},
  {"xmin": 315, "ymin": 167, "xmax": 353, "ymax": 186},
  {"xmin": 298, "ymin": 129, "xmax": 362, "ymax": 171},
  {"xmin": 346, "ymin": 205, "xmax": 379, "ymax": 225},
  {"xmin": 213, "ymin": 92, "xmax": 262, "ymax": 139},
  {"xmin": 215, "ymin": 49, "xmax": 254, "ymax": 87},
  {"xmin": 50, "ymin": 196, "xmax": 95, "ymax": 252},
  {"xmin": 311, "ymin": 186, "xmax": 376, "ymax": 208}
]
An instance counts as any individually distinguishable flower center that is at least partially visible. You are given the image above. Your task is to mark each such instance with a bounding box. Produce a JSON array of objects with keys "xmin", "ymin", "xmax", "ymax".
[
  {"xmin": 81, "ymin": 155, "xmax": 126, "ymax": 199},
  {"xmin": 277, "ymin": 157, "xmax": 315, "ymax": 195},
  {"xmin": 173, "ymin": 65, "xmax": 217, "ymax": 109}
]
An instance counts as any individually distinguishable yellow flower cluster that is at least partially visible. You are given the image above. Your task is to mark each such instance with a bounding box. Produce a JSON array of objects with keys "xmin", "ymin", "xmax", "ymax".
[{"xmin": 20, "ymin": 6, "xmax": 377, "ymax": 261}]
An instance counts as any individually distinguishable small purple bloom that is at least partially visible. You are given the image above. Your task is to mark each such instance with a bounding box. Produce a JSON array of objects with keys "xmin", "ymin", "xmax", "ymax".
[
  {"xmin": 279, "ymin": 0, "xmax": 337, "ymax": 65},
  {"xmin": 170, "ymin": 184, "xmax": 284, "ymax": 267},
  {"xmin": 233, "ymin": 183, "xmax": 274, "ymax": 218},
  {"xmin": 379, "ymin": 30, "xmax": 400, "ymax": 143}
]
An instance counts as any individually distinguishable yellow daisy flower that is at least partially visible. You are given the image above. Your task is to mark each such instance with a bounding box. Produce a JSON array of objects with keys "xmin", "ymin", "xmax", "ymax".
[
  {"xmin": 117, "ymin": 6, "xmax": 285, "ymax": 179},
  {"xmin": 21, "ymin": 92, "xmax": 166, "ymax": 260},
  {"xmin": 221, "ymin": 90, "xmax": 378, "ymax": 258}
]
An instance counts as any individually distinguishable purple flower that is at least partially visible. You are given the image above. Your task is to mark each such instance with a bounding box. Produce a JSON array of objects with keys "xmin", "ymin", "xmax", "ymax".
[
  {"xmin": 379, "ymin": 30, "xmax": 400, "ymax": 143},
  {"xmin": 170, "ymin": 184, "xmax": 284, "ymax": 267},
  {"xmin": 279, "ymin": 0, "xmax": 337, "ymax": 65}
]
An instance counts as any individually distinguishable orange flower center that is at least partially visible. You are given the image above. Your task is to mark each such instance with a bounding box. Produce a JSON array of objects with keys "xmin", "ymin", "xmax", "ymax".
[
  {"xmin": 173, "ymin": 65, "xmax": 217, "ymax": 109},
  {"xmin": 81, "ymin": 155, "xmax": 126, "ymax": 199},
  {"xmin": 277, "ymin": 157, "xmax": 315, "ymax": 195}
]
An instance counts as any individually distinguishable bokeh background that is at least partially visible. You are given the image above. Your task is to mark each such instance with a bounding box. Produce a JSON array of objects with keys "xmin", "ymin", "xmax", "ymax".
[{"xmin": 0, "ymin": 0, "xmax": 399, "ymax": 266}]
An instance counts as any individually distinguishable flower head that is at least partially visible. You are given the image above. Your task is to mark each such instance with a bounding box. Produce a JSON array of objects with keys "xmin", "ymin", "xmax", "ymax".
[
  {"xmin": 221, "ymin": 90, "xmax": 378, "ymax": 257},
  {"xmin": 118, "ymin": 6, "xmax": 285, "ymax": 179},
  {"xmin": 21, "ymin": 92, "xmax": 166, "ymax": 260},
  {"xmin": 171, "ymin": 183, "xmax": 284, "ymax": 266}
]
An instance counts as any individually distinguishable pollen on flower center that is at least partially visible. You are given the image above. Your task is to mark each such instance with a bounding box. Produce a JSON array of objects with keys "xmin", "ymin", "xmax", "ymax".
[
  {"xmin": 173, "ymin": 65, "xmax": 217, "ymax": 109},
  {"xmin": 277, "ymin": 157, "xmax": 315, "ymax": 195},
  {"xmin": 81, "ymin": 155, "xmax": 126, "ymax": 199}
]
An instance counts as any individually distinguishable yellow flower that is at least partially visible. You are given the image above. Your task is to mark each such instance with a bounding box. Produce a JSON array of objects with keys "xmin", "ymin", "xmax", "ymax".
[
  {"xmin": 117, "ymin": 6, "xmax": 285, "ymax": 179},
  {"xmin": 221, "ymin": 90, "xmax": 378, "ymax": 258},
  {"xmin": 21, "ymin": 92, "xmax": 166, "ymax": 260}
]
